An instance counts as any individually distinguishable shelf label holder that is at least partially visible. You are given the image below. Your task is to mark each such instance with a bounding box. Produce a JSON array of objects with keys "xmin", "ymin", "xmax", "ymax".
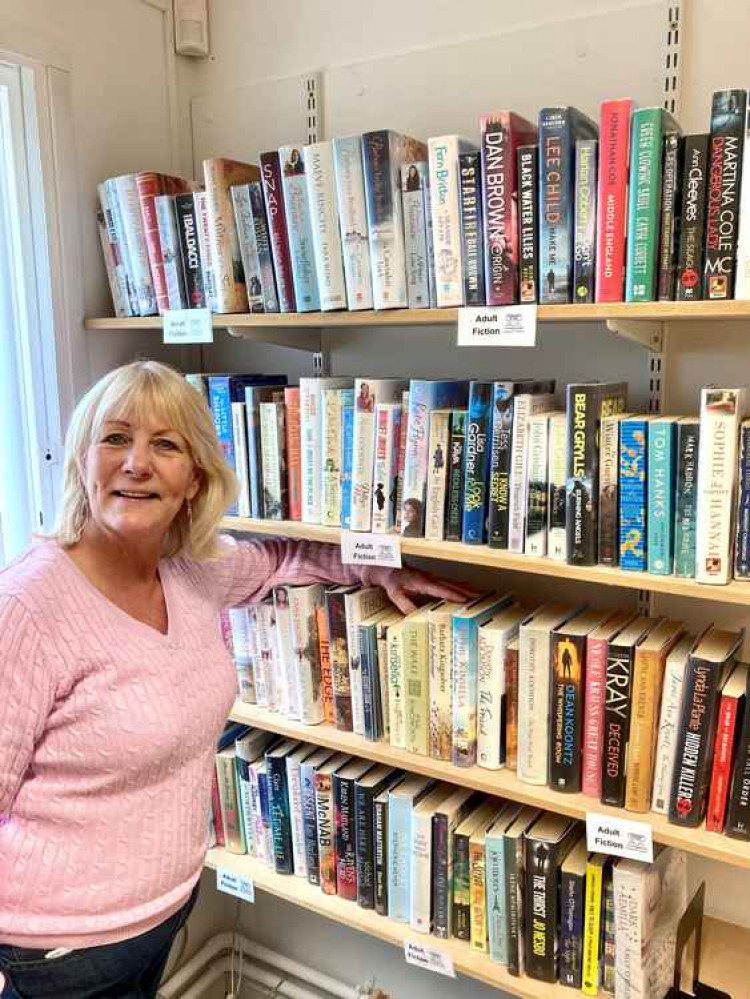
[
  {"xmin": 404, "ymin": 939, "xmax": 455, "ymax": 978},
  {"xmin": 586, "ymin": 811, "xmax": 654, "ymax": 863}
]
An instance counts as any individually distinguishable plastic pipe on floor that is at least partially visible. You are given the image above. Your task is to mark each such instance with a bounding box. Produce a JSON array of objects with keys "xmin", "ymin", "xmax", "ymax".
[{"xmin": 177, "ymin": 954, "xmax": 333, "ymax": 999}]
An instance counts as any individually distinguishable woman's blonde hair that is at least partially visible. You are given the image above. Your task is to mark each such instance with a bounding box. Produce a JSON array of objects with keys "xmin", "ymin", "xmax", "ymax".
[{"xmin": 54, "ymin": 360, "xmax": 238, "ymax": 559}]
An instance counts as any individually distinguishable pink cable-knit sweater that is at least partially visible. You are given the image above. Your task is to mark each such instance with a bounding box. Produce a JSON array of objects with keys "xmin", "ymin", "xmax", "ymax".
[{"xmin": 0, "ymin": 535, "xmax": 371, "ymax": 949}]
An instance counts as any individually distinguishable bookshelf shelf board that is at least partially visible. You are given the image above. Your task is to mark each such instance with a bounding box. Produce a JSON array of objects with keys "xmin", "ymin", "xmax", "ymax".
[
  {"xmin": 204, "ymin": 848, "xmax": 747, "ymax": 998},
  {"xmin": 84, "ymin": 299, "xmax": 750, "ymax": 330},
  {"xmin": 223, "ymin": 517, "xmax": 750, "ymax": 606},
  {"xmin": 228, "ymin": 700, "xmax": 750, "ymax": 871}
]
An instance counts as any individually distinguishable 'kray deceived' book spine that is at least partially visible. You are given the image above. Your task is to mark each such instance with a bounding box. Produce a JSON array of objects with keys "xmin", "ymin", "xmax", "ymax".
[{"xmin": 703, "ymin": 89, "xmax": 746, "ymax": 300}]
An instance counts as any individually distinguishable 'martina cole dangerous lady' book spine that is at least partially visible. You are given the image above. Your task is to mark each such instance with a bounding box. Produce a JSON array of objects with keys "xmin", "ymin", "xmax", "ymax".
[{"xmin": 703, "ymin": 89, "xmax": 746, "ymax": 300}]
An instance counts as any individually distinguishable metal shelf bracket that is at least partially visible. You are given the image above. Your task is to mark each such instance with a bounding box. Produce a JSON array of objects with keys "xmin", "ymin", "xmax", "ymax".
[
  {"xmin": 226, "ymin": 325, "xmax": 322, "ymax": 353},
  {"xmin": 605, "ymin": 318, "xmax": 664, "ymax": 352}
]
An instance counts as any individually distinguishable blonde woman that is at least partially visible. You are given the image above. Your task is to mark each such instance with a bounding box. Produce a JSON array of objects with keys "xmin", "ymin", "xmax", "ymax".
[{"xmin": 0, "ymin": 361, "xmax": 472, "ymax": 999}]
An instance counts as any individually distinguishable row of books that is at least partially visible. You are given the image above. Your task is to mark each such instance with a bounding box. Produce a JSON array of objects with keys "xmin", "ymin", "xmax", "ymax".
[
  {"xmin": 97, "ymin": 87, "xmax": 750, "ymax": 318},
  {"xmin": 199, "ymin": 370, "xmax": 750, "ymax": 586},
  {"xmin": 213, "ymin": 722, "xmax": 688, "ymax": 994},
  {"xmin": 225, "ymin": 578, "xmax": 750, "ymax": 839}
]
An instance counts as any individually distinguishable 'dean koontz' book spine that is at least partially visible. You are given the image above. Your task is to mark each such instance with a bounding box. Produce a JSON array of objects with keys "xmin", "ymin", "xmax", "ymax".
[
  {"xmin": 278, "ymin": 145, "xmax": 321, "ymax": 312},
  {"xmin": 174, "ymin": 191, "xmax": 206, "ymax": 308},
  {"xmin": 249, "ymin": 181, "xmax": 280, "ymax": 312},
  {"xmin": 445, "ymin": 410, "xmax": 467, "ymax": 542},
  {"xmin": 401, "ymin": 160, "xmax": 431, "ymax": 308},
  {"xmin": 549, "ymin": 632, "xmax": 586, "ymax": 792},
  {"xmin": 696, "ymin": 386, "xmax": 744, "ymax": 584},
  {"xmin": 304, "ymin": 141, "xmax": 347, "ymax": 312},
  {"xmin": 547, "ymin": 412, "xmax": 568, "ymax": 560},
  {"xmin": 429, "ymin": 135, "xmax": 475, "ymax": 307},
  {"xmin": 619, "ymin": 417, "xmax": 648, "ymax": 571},
  {"xmin": 735, "ymin": 422, "xmax": 750, "ymax": 577},
  {"xmin": 332, "ymin": 135, "xmax": 374, "ymax": 311},
  {"xmin": 647, "ymin": 419, "xmax": 677, "ymax": 574},
  {"xmin": 704, "ymin": 89, "xmax": 747, "ymax": 300},
  {"xmin": 674, "ymin": 419, "xmax": 700, "ymax": 576},
  {"xmin": 676, "ymin": 134, "xmax": 710, "ymax": 301},
  {"xmin": 658, "ymin": 132, "xmax": 683, "ymax": 300},
  {"xmin": 260, "ymin": 151, "xmax": 296, "ymax": 312},
  {"xmin": 458, "ymin": 150, "xmax": 485, "ymax": 305},
  {"xmin": 462, "ymin": 382, "xmax": 492, "ymax": 544},
  {"xmin": 573, "ymin": 138, "xmax": 598, "ymax": 303},
  {"xmin": 517, "ymin": 144, "xmax": 539, "ymax": 303},
  {"xmin": 595, "ymin": 99, "xmax": 633, "ymax": 303}
]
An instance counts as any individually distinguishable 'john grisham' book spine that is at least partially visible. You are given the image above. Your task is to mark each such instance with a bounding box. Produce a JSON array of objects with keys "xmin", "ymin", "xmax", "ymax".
[
  {"xmin": 565, "ymin": 383, "xmax": 627, "ymax": 565},
  {"xmin": 735, "ymin": 422, "xmax": 750, "ymax": 577},
  {"xmin": 596, "ymin": 99, "xmax": 633, "ymax": 302},
  {"xmin": 573, "ymin": 138, "xmax": 598, "ymax": 303},
  {"xmin": 676, "ymin": 135, "xmax": 710, "ymax": 301},
  {"xmin": 278, "ymin": 145, "xmax": 321, "ymax": 312},
  {"xmin": 462, "ymin": 382, "xmax": 492, "ymax": 543},
  {"xmin": 517, "ymin": 144, "xmax": 539, "ymax": 303},
  {"xmin": 333, "ymin": 135, "xmax": 374, "ymax": 311},
  {"xmin": 647, "ymin": 419, "xmax": 677, "ymax": 574},
  {"xmin": 304, "ymin": 141, "xmax": 347, "ymax": 311},
  {"xmin": 658, "ymin": 133, "xmax": 683, "ymax": 300},
  {"xmin": 674, "ymin": 419, "xmax": 700, "ymax": 577},
  {"xmin": 260, "ymin": 151, "xmax": 296, "ymax": 311},
  {"xmin": 445, "ymin": 410, "xmax": 467, "ymax": 542},
  {"xmin": 549, "ymin": 632, "xmax": 586, "ymax": 792},
  {"xmin": 704, "ymin": 89, "xmax": 747, "ymax": 299},
  {"xmin": 459, "ymin": 151, "xmax": 485, "ymax": 305},
  {"xmin": 619, "ymin": 417, "xmax": 648, "ymax": 571},
  {"xmin": 174, "ymin": 192, "xmax": 205, "ymax": 308},
  {"xmin": 601, "ymin": 640, "xmax": 636, "ymax": 807}
]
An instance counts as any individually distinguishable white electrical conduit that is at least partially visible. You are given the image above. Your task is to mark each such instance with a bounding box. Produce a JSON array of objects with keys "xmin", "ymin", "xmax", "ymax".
[
  {"xmin": 157, "ymin": 932, "xmax": 356, "ymax": 999},
  {"xmin": 176, "ymin": 954, "xmax": 334, "ymax": 999}
]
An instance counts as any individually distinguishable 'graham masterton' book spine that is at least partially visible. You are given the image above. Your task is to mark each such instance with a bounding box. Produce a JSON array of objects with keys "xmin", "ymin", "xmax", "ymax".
[
  {"xmin": 676, "ymin": 134, "xmax": 709, "ymax": 301},
  {"xmin": 703, "ymin": 89, "xmax": 746, "ymax": 300}
]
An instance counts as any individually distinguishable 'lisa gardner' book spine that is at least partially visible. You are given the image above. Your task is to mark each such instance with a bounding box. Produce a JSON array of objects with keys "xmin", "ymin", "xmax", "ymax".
[
  {"xmin": 734, "ymin": 422, "xmax": 750, "ymax": 578},
  {"xmin": 595, "ymin": 99, "xmax": 633, "ymax": 302},
  {"xmin": 573, "ymin": 138, "xmax": 598, "ymax": 303},
  {"xmin": 658, "ymin": 132, "xmax": 683, "ymax": 300},
  {"xmin": 459, "ymin": 151, "xmax": 485, "ymax": 305},
  {"xmin": 674, "ymin": 419, "xmax": 700, "ymax": 577},
  {"xmin": 619, "ymin": 417, "xmax": 648, "ymax": 571},
  {"xmin": 601, "ymin": 640, "xmax": 635, "ymax": 807},
  {"xmin": 517, "ymin": 144, "xmax": 539, "ymax": 303},
  {"xmin": 549, "ymin": 632, "xmax": 586, "ymax": 792},
  {"xmin": 462, "ymin": 382, "xmax": 492, "ymax": 543},
  {"xmin": 703, "ymin": 89, "xmax": 746, "ymax": 299},
  {"xmin": 260, "ymin": 151, "xmax": 296, "ymax": 312},
  {"xmin": 676, "ymin": 134, "xmax": 710, "ymax": 301}
]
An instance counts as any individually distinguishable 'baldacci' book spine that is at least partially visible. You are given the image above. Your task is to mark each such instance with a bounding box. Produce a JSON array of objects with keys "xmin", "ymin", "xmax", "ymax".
[
  {"xmin": 595, "ymin": 99, "xmax": 633, "ymax": 302},
  {"xmin": 445, "ymin": 410, "xmax": 467, "ymax": 542},
  {"xmin": 734, "ymin": 422, "xmax": 750, "ymax": 577},
  {"xmin": 601, "ymin": 640, "xmax": 635, "ymax": 807},
  {"xmin": 674, "ymin": 419, "xmax": 700, "ymax": 576},
  {"xmin": 304, "ymin": 141, "xmax": 347, "ymax": 311},
  {"xmin": 333, "ymin": 136, "xmax": 374, "ymax": 311},
  {"xmin": 670, "ymin": 654, "xmax": 734, "ymax": 826},
  {"xmin": 658, "ymin": 133, "xmax": 683, "ymax": 300},
  {"xmin": 647, "ymin": 420, "xmax": 676, "ymax": 574},
  {"xmin": 726, "ymin": 672, "xmax": 750, "ymax": 839},
  {"xmin": 401, "ymin": 161, "xmax": 431, "ymax": 308},
  {"xmin": 550, "ymin": 633, "xmax": 586, "ymax": 792},
  {"xmin": 260, "ymin": 151, "xmax": 296, "ymax": 312},
  {"xmin": 174, "ymin": 192, "xmax": 205, "ymax": 308},
  {"xmin": 676, "ymin": 134, "xmax": 710, "ymax": 301},
  {"xmin": 462, "ymin": 382, "xmax": 492, "ymax": 543},
  {"xmin": 459, "ymin": 151, "xmax": 485, "ymax": 305},
  {"xmin": 704, "ymin": 89, "xmax": 746, "ymax": 299},
  {"xmin": 249, "ymin": 181, "xmax": 279, "ymax": 312},
  {"xmin": 278, "ymin": 145, "xmax": 321, "ymax": 312},
  {"xmin": 573, "ymin": 139, "xmax": 598, "ymax": 303},
  {"xmin": 517, "ymin": 144, "xmax": 539, "ymax": 302},
  {"xmin": 619, "ymin": 418, "xmax": 648, "ymax": 571}
]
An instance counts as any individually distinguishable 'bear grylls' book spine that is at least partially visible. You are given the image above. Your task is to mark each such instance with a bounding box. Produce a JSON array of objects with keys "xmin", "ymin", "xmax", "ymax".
[{"xmin": 676, "ymin": 134, "xmax": 709, "ymax": 301}]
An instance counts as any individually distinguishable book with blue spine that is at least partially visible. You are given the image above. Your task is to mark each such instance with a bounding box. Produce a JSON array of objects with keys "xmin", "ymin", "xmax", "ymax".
[
  {"xmin": 359, "ymin": 608, "xmax": 395, "ymax": 741},
  {"xmin": 278, "ymin": 145, "xmax": 321, "ymax": 312},
  {"xmin": 340, "ymin": 390, "xmax": 355, "ymax": 529},
  {"xmin": 265, "ymin": 738, "xmax": 301, "ymax": 875},
  {"xmin": 462, "ymin": 381, "xmax": 493, "ymax": 544},
  {"xmin": 387, "ymin": 773, "xmax": 435, "ymax": 921},
  {"xmin": 735, "ymin": 421, "xmax": 750, "ymax": 577},
  {"xmin": 674, "ymin": 418, "xmax": 700, "ymax": 577},
  {"xmin": 619, "ymin": 416, "xmax": 650, "ymax": 571},
  {"xmin": 647, "ymin": 417, "xmax": 678, "ymax": 574},
  {"xmin": 485, "ymin": 804, "xmax": 523, "ymax": 963}
]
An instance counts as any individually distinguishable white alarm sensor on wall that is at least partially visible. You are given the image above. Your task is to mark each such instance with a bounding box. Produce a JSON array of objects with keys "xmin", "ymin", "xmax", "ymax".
[{"xmin": 173, "ymin": 0, "xmax": 209, "ymax": 58}]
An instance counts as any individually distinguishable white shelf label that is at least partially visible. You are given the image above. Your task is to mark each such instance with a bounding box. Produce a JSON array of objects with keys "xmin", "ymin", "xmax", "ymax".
[
  {"xmin": 586, "ymin": 812, "xmax": 654, "ymax": 864},
  {"xmin": 216, "ymin": 867, "xmax": 255, "ymax": 903},
  {"xmin": 341, "ymin": 531, "xmax": 402, "ymax": 568},
  {"xmin": 404, "ymin": 939, "xmax": 455, "ymax": 978},
  {"xmin": 163, "ymin": 308, "xmax": 214, "ymax": 344},
  {"xmin": 457, "ymin": 304, "xmax": 537, "ymax": 347}
]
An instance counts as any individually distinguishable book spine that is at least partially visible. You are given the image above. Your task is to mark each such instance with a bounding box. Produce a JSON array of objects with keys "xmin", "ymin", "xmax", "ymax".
[
  {"xmin": 706, "ymin": 693, "xmax": 740, "ymax": 832},
  {"xmin": 400, "ymin": 384, "xmax": 431, "ymax": 537},
  {"xmin": 284, "ymin": 387, "xmax": 302, "ymax": 521},
  {"xmin": 327, "ymin": 592, "xmax": 353, "ymax": 732},
  {"xmin": 359, "ymin": 625, "xmax": 376, "ymax": 741},
  {"xmin": 429, "ymin": 136, "xmax": 465, "ymax": 306},
  {"xmin": 573, "ymin": 139, "xmax": 598, "ymax": 304},
  {"xmin": 477, "ymin": 627, "xmax": 505, "ymax": 770},
  {"xmin": 174, "ymin": 192, "xmax": 206, "ymax": 308},
  {"xmin": 350, "ymin": 405, "xmax": 376, "ymax": 533},
  {"xmin": 486, "ymin": 836, "xmax": 507, "ymax": 962},
  {"xmin": 432, "ymin": 814, "xmax": 450, "ymax": 938},
  {"xmin": 301, "ymin": 763, "xmax": 320, "ymax": 884},
  {"xmin": 245, "ymin": 392, "xmax": 263, "ymax": 519},
  {"xmin": 231, "ymin": 402, "xmax": 251, "ymax": 518},
  {"xmin": 260, "ymin": 151, "xmax": 296, "ymax": 312},
  {"xmin": 299, "ymin": 380, "xmax": 321, "ymax": 524},
  {"xmin": 287, "ymin": 758, "xmax": 308, "ymax": 877},
  {"xmin": 258, "ymin": 769, "xmax": 275, "ymax": 863},
  {"xmin": 547, "ymin": 414, "xmax": 568, "ymax": 561},
  {"xmin": 582, "ymin": 636, "xmax": 609, "ymax": 798},
  {"xmin": 652, "ymin": 654, "xmax": 688, "ymax": 813},
  {"xmin": 504, "ymin": 836, "xmax": 524, "ymax": 976},
  {"xmin": 154, "ymin": 194, "xmax": 188, "ymax": 310},
  {"xmin": 581, "ymin": 862, "xmax": 604, "ymax": 995},
  {"xmin": 488, "ymin": 386, "xmax": 514, "ymax": 548},
  {"xmin": 505, "ymin": 642, "xmax": 520, "ymax": 771},
  {"xmin": 410, "ymin": 807, "xmax": 433, "ymax": 932},
  {"xmin": 596, "ymin": 99, "xmax": 632, "ymax": 302},
  {"xmin": 736, "ymin": 100, "xmax": 750, "ymax": 297},
  {"xmin": 372, "ymin": 405, "xmax": 401, "ymax": 534},
  {"xmin": 482, "ymin": 116, "xmax": 516, "ymax": 305},
  {"xmin": 452, "ymin": 831, "xmax": 472, "ymax": 941},
  {"xmin": 216, "ymin": 753, "xmax": 244, "ymax": 854},
  {"xmin": 597, "ymin": 416, "xmax": 621, "ymax": 565},
  {"xmin": 274, "ymin": 593, "xmax": 298, "ymax": 718},
  {"xmin": 452, "ymin": 618, "xmax": 480, "ymax": 767},
  {"xmin": 290, "ymin": 590, "xmax": 324, "ymax": 726},
  {"xmin": 333, "ymin": 136, "xmax": 374, "ymax": 311},
  {"xmin": 735, "ymin": 424, "xmax": 750, "ymax": 577},
  {"xmin": 194, "ymin": 190, "xmax": 217, "ymax": 311},
  {"xmin": 539, "ymin": 109, "xmax": 574, "ymax": 303},
  {"xmin": 525, "ymin": 416, "xmax": 549, "ymax": 557},
  {"xmin": 236, "ymin": 756, "xmax": 253, "ymax": 853},
  {"xmin": 469, "ymin": 837, "xmax": 488, "ymax": 952},
  {"xmin": 97, "ymin": 183, "xmax": 132, "ymax": 316},
  {"xmin": 404, "ymin": 619, "xmax": 430, "ymax": 756},
  {"xmin": 445, "ymin": 410, "xmax": 467, "ymax": 541},
  {"xmin": 625, "ymin": 649, "xmax": 662, "ymax": 812},
  {"xmin": 314, "ymin": 771, "xmax": 336, "ymax": 894},
  {"xmin": 279, "ymin": 146, "xmax": 321, "ymax": 311},
  {"xmin": 626, "ymin": 109, "xmax": 663, "ymax": 302},
  {"xmin": 305, "ymin": 142, "xmax": 347, "ymax": 311},
  {"xmin": 430, "ymin": 614, "xmax": 453, "ymax": 762},
  {"xmin": 321, "ymin": 390, "xmax": 343, "ymax": 527},
  {"xmin": 132, "ymin": 172, "xmax": 169, "ymax": 313},
  {"xmin": 726, "ymin": 682, "xmax": 750, "ymax": 838},
  {"xmin": 259, "ymin": 402, "xmax": 287, "ymax": 520},
  {"xmin": 268, "ymin": 755, "xmax": 293, "ymax": 874},
  {"xmin": 231, "ymin": 184, "xmax": 264, "ymax": 312},
  {"xmin": 676, "ymin": 134, "xmax": 710, "ymax": 300},
  {"xmin": 619, "ymin": 419, "xmax": 648, "ymax": 571},
  {"xmin": 508, "ymin": 395, "xmax": 532, "ymax": 553},
  {"xmin": 647, "ymin": 421, "xmax": 676, "ymax": 574},
  {"xmin": 459, "ymin": 150, "xmax": 485, "ymax": 305},
  {"xmin": 249, "ymin": 181, "xmax": 279, "ymax": 312},
  {"xmin": 549, "ymin": 633, "xmax": 585, "ymax": 792},
  {"xmin": 462, "ymin": 383, "xmax": 492, "ymax": 544},
  {"xmin": 518, "ymin": 144, "xmax": 539, "ymax": 303},
  {"xmin": 517, "ymin": 627, "xmax": 551, "ymax": 785},
  {"xmin": 374, "ymin": 794, "xmax": 389, "ymax": 913},
  {"xmin": 340, "ymin": 397, "xmax": 355, "ymax": 530},
  {"xmin": 248, "ymin": 763, "xmax": 267, "ymax": 864},
  {"xmin": 334, "ymin": 775, "xmax": 358, "ymax": 900},
  {"xmin": 314, "ymin": 605, "xmax": 334, "ymax": 726},
  {"xmin": 115, "ymin": 173, "xmax": 157, "ymax": 315},
  {"xmin": 424, "ymin": 410, "xmax": 450, "ymax": 541},
  {"xmin": 559, "ymin": 871, "xmax": 584, "ymax": 988},
  {"xmin": 524, "ymin": 837, "xmax": 557, "ymax": 982},
  {"xmin": 658, "ymin": 133, "xmax": 683, "ymax": 300},
  {"xmin": 355, "ymin": 785, "xmax": 376, "ymax": 908},
  {"xmin": 203, "ymin": 161, "xmax": 248, "ymax": 314},
  {"xmin": 362, "ymin": 131, "xmax": 409, "ymax": 310},
  {"xmin": 601, "ymin": 643, "xmax": 634, "ymax": 807},
  {"xmin": 704, "ymin": 89, "xmax": 746, "ymax": 299},
  {"xmin": 208, "ymin": 378, "xmax": 237, "ymax": 512},
  {"xmin": 388, "ymin": 796, "xmax": 412, "ymax": 922},
  {"xmin": 388, "ymin": 625, "xmax": 406, "ymax": 748},
  {"xmin": 401, "ymin": 161, "xmax": 431, "ymax": 308}
]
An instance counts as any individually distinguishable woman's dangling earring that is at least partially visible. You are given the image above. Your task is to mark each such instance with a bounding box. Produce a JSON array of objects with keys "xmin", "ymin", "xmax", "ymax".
[{"xmin": 186, "ymin": 498, "xmax": 193, "ymax": 526}]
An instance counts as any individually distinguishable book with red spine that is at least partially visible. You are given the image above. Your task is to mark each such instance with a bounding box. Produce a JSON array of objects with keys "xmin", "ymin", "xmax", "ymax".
[
  {"xmin": 211, "ymin": 769, "xmax": 225, "ymax": 846},
  {"xmin": 595, "ymin": 99, "xmax": 634, "ymax": 302},
  {"xmin": 479, "ymin": 111, "xmax": 537, "ymax": 305},
  {"xmin": 136, "ymin": 172, "xmax": 196, "ymax": 314},
  {"xmin": 316, "ymin": 603, "xmax": 335, "ymax": 726},
  {"xmin": 707, "ymin": 662, "xmax": 749, "ymax": 832},
  {"xmin": 260, "ymin": 151, "xmax": 296, "ymax": 312},
  {"xmin": 284, "ymin": 386, "xmax": 302, "ymax": 520}
]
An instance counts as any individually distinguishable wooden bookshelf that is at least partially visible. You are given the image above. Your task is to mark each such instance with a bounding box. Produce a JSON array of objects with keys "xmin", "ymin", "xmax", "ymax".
[
  {"xmin": 228, "ymin": 700, "xmax": 750, "ymax": 872},
  {"xmin": 223, "ymin": 516, "xmax": 750, "ymax": 606},
  {"xmin": 204, "ymin": 847, "xmax": 749, "ymax": 998},
  {"xmin": 84, "ymin": 300, "xmax": 750, "ymax": 329}
]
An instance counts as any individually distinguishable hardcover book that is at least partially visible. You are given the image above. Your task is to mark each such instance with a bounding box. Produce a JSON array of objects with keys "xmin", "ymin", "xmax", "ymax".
[
  {"xmin": 355, "ymin": 765, "xmax": 401, "ymax": 908},
  {"xmin": 658, "ymin": 132, "xmax": 683, "ymax": 300},
  {"xmin": 299, "ymin": 747, "xmax": 335, "ymax": 885},
  {"xmin": 428, "ymin": 135, "xmax": 478, "ymax": 306},
  {"xmin": 345, "ymin": 586, "xmax": 389, "ymax": 737},
  {"xmin": 314, "ymin": 752, "xmax": 352, "ymax": 894},
  {"xmin": 676, "ymin": 134, "xmax": 710, "ymax": 301},
  {"xmin": 726, "ymin": 667, "xmax": 750, "ymax": 839},
  {"xmin": 458, "ymin": 150, "xmax": 485, "ymax": 305},
  {"xmin": 299, "ymin": 377, "xmax": 352, "ymax": 524},
  {"xmin": 332, "ymin": 135, "xmax": 374, "ymax": 310},
  {"xmin": 112, "ymin": 173, "xmax": 157, "ymax": 315},
  {"xmin": 402, "ymin": 603, "xmax": 439, "ymax": 756},
  {"xmin": 504, "ymin": 805, "xmax": 542, "ymax": 976},
  {"xmin": 259, "ymin": 150, "xmax": 296, "ymax": 312},
  {"xmin": 334, "ymin": 758, "xmax": 373, "ymax": 900},
  {"xmin": 573, "ymin": 138, "xmax": 598, "ymax": 303},
  {"xmin": 409, "ymin": 783, "xmax": 455, "ymax": 933},
  {"xmin": 707, "ymin": 662, "xmax": 749, "ymax": 833},
  {"xmin": 259, "ymin": 400, "xmax": 288, "ymax": 520},
  {"xmin": 287, "ymin": 584, "xmax": 326, "ymax": 725},
  {"xmin": 428, "ymin": 600, "xmax": 466, "ymax": 761},
  {"xmin": 595, "ymin": 99, "xmax": 633, "ymax": 302},
  {"xmin": 651, "ymin": 633, "xmax": 698, "ymax": 814},
  {"xmin": 704, "ymin": 89, "xmax": 746, "ymax": 299},
  {"xmin": 647, "ymin": 416, "xmax": 678, "ymax": 574},
  {"xmin": 432, "ymin": 786, "xmax": 481, "ymax": 939},
  {"xmin": 453, "ymin": 799, "xmax": 502, "ymax": 942},
  {"xmin": 485, "ymin": 803, "xmax": 523, "ymax": 962},
  {"xmin": 387, "ymin": 773, "xmax": 435, "ymax": 922},
  {"xmin": 517, "ymin": 144, "xmax": 539, "ymax": 302},
  {"xmin": 174, "ymin": 191, "xmax": 206, "ymax": 308},
  {"xmin": 304, "ymin": 140, "xmax": 347, "ymax": 311},
  {"xmin": 230, "ymin": 184, "xmax": 264, "ymax": 311},
  {"xmin": 279, "ymin": 145, "xmax": 321, "ymax": 312},
  {"xmin": 249, "ymin": 181, "xmax": 279, "ymax": 312}
]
